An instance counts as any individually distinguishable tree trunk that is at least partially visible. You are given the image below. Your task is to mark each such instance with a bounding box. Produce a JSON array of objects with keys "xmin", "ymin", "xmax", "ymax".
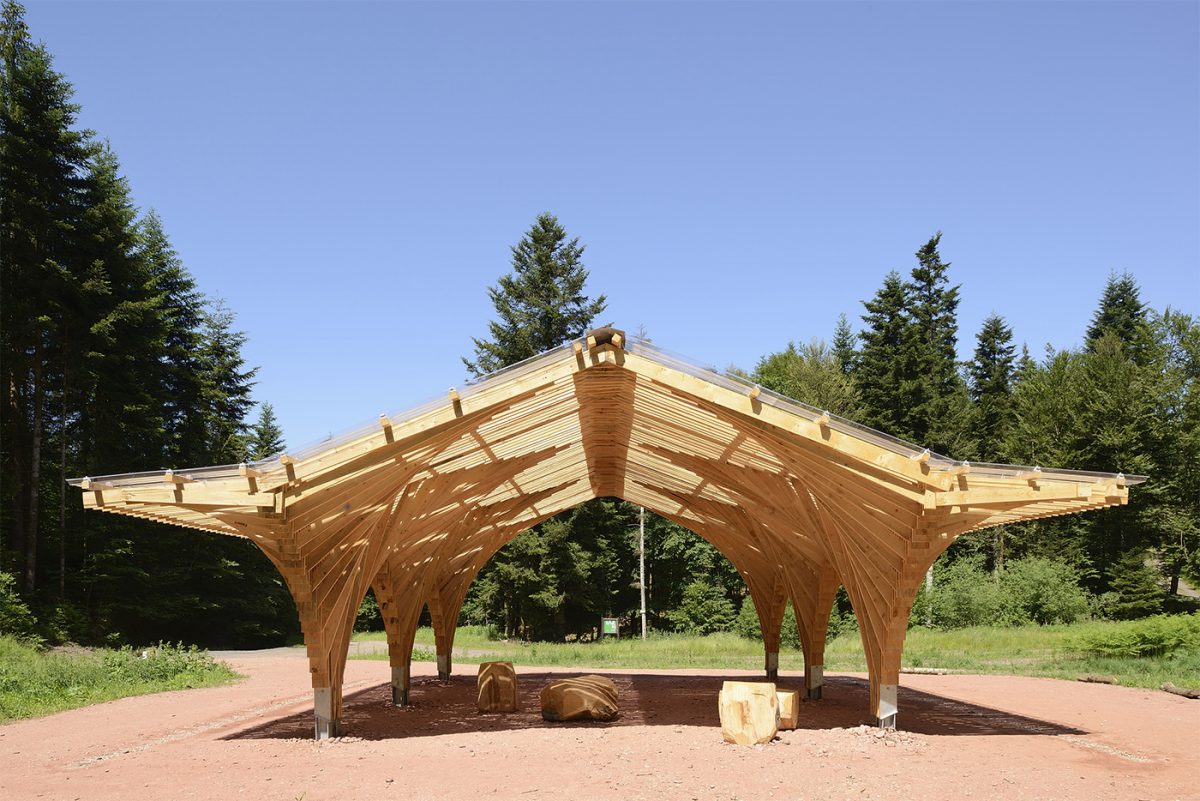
[
  {"xmin": 25, "ymin": 338, "xmax": 44, "ymax": 594},
  {"xmin": 59, "ymin": 367, "xmax": 68, "ymax": 597}
]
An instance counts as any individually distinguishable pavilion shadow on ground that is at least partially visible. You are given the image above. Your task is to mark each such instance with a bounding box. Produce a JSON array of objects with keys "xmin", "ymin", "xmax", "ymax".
[{"xmin": 223, "ymin": 672, "xmax": 1085, "ymax": 741}]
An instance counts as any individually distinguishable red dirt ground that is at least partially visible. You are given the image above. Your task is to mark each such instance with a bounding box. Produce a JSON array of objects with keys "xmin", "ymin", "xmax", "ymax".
[{"xmin": 1, "ymin": 651, "xmax": 1196, "ymax": 801}]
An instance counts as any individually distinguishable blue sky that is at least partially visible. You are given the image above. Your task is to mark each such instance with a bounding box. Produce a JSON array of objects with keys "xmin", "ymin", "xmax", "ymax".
[{"xmin": 26, "ymin": 1, "xmax": 1200, "ymax": 451}]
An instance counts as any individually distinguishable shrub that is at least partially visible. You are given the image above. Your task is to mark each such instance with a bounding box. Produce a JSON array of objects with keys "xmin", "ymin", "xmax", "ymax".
[
  {"xmin": 999, "ymin": 557, "xmax": 1090, "ymax": 625},
  {"xmin": 931, "ymin": 557, "xmax": 1004, "ymax": 628},
  {"xmin": 0, "ymin": 573, "xmax": 37, "ymax": 639},
  {"xmin": 1076, "ymin": 613, "xmax": 1200, "ymax": 657},
  {"xmin": 908, "ymin": 579, "xmax": 932, "ymax": 628},
  {"xmin": 733, "ymin": 598, "xmax": 800, "ymax": 648},
  {"xmin": 733, "ymin": 597, "xmax": 758, "ymax": 639},
  {"xmin": 665, "ymin": 580, "xmax": 736, "ymax": 634},
  {"xmin": 39, "ymin": 600, "xmax": 89, "ymax": 644},
  {"xmin": 0, "ymin": 636, "xmax": 238, "ymax": 721},
  {"xmin": 355, "ymin": 590, "xmax": 382, "ymax": 632}
]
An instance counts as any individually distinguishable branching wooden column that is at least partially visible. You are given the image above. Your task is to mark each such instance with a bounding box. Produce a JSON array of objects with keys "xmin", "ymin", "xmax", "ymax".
[
  {"xmin": 746, "ymin": 573, "xmax": 789, "ymax": 681},
  {"xmin": 272, "ymin": 513, "xmax": 390, "ymax": 739},
  {"xmin": 426, "ymin": 586, "xmax": 456, "ymax": 681},
  {"xmin": 806, "ymin": 495, "xmax": 955, "ymax": 728},
  {"xmin": 373, "ymin": 560, "xmax": 429, "ymax": 706},
  {"xmin": 791, "ymin": 563, "xmax": 840, "ymax": 700}
]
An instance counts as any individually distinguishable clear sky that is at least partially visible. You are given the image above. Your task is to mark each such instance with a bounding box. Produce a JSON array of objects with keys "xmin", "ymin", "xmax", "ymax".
[{"xmin": 25, "ymin": 0, "xmax": 1200, "ymax": 453}]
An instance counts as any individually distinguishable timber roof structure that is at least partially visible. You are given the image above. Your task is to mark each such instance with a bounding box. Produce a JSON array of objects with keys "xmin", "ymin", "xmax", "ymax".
[{"xmin": 70, "ymin": 328, "xmax": 1144, "ymax": 736}]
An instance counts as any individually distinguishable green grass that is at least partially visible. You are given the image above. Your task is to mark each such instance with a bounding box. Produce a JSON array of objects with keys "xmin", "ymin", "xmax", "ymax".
[
  {"xmin": 350, "ymin": 621, "xmax": 1200, "ymax": 690},
  {"xmin": 0, "ymin": 635, "xmax": 240, "ymax": 722}
]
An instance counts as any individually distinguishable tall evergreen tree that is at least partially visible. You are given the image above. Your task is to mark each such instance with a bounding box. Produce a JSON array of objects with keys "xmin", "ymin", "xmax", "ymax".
[
  {"xmin": 856, "ymin": 271, "xmax": 913, "ymax": 439},
  {"xmin": 1086, "ymin": 272, "xmax": 1152, "ymax": 365},
  {"xmin": 968, "ymin": 314, "xmax": 1016, "ymax": 461},
  {"xmin": 1149, "ymin": 309, "xmax": 1200, "ymax": 592},
  {"xmin": 195, "ymin": 299, "xmax": 257, "ymax": 464},
  {"xmin": 906, "ymin": 233, "xmax": 972, "ymax": 455},
  {"xmin": 461, "ymin": 213, "xmax": 615, "ymax": 639},
  {"xmin": 137, "ymin": 210, "xmax": 206, "ymax": 467},
  {"xmin": 247, "ymin": 402, "xmax": 285, "ymax": 461},
  {"xmin": 831, "ymin": 313, "xmax": 857, "ymax": 375},
  {"xmin": 464, "ymin": 213, "xmax": 607, "ymax": 377},
  {"xmin": 1, "ymin": 0, "xmax": 92, "ymax": 592},
  {"xmin": 0, "ymin": 3, "xmax": 296, "ymax": 646},
  {"xmin": 958, "ymin": 314, "xmax": 1018, "ymax": 569},
  {"xmin": 856, "ymin": 235, "xmax": 972, "ymax": 456}
]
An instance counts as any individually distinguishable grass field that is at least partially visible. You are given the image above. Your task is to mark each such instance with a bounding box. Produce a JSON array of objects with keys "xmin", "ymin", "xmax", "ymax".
[
  {"xmin": 0, "ymin": 636, "xmax": 240, "ymax": 722},
  {"xmin": 351, "ymin": 621, "xmax": 1200, "ymax": 690}
]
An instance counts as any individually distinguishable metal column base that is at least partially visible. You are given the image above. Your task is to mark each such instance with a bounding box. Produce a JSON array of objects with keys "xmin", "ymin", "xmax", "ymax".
[
  {"xmin": 765, "ymin": 651, "xmax": 779, "ymax": 682},
  {"xmin": 875, "ymin": 683, "xmax": 898, "ymax": 730},
  {"xmin": 436, "ymin": 653, "xmax": 451, "ymax": 682},
  {"xmin": 313, "ymin": 687, "xmax": 341, "ymax": 740},
  {"xmin": 805, "ymin": 664, "xmax": 824, "ymax": 699}
]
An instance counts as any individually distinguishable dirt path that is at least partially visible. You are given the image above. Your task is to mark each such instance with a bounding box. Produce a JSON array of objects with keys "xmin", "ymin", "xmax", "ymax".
[{"xmin": 2, "ymin": 653, "xmax": 1196, "ymax": 801}]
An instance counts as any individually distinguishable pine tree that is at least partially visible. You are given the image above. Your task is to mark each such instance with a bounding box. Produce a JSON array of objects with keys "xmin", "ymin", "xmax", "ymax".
[
  {"xmin": 968, "ymin": 314, "xmax": 1016, "ymax": 461},
  {"xmin": 1087, "ymin": 272, "xmax": 1152, "ymax": 365},
  {"xmin": 1, "ymin": 0, "xmax": 92, "ymax": 592},
  {"xmin": 831, "ymin": 313, "xmax": 857, "ymax": 375},
  {"xmin": 247, "ymin": 402, "xmax": 285, "ymax": 461},
  {"xmin": 959, "ymin": 314, "xmax": 1018, "ymax": 569},
  {"xmin": 906, "ymin": 233, "xmax": 972, "ymax": 455},
  {"xmin": 195, "ymin": 299, "xmax": 257, "ymax": 464},
  {"xmin": 1105, "ymin": 549, "xmax": 1166, "ymax": 619},
  {"xmin": 464, "ymin": 213, "xmax": 607, "ymax": 377},
  {"xmin": 856, "ymin": 271, "xmax": 914, "ymax": 438},
  {"xmin": 0, "ymin": 4, "xmax": 296, "ymax": 646},
  {"xmin": 1150, "ymin": 309, "xmax": 1200, "ymax": 594},
  {"xmin": 137, "ymin": 210, "xmax": 206, "ymax": 467},
  {"xmin": 461, "ymin": 213, "xmax": 612, "ymax": 639}
]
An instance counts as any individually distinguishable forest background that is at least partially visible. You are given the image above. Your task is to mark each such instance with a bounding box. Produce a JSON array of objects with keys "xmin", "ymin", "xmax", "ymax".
[{"xmin": 2, "ymin": 2, "xmax": 1197, "ymax": 650}]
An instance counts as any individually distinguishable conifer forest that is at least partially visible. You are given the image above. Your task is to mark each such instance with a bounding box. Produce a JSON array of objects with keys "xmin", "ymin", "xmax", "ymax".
[{"xmin": 2, "ymin": 2, "xmax": 1197, "ymax": 649}]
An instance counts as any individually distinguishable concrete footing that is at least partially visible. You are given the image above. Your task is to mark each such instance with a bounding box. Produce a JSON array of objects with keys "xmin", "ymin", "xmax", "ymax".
[
  {"xmin": 805, "ymin": 664, "xmax": 823, "ymax": 699},
  {"xmin": 875, "ymin": 683, "xmax": 898, "ymax": 730},
  {"xmin": 764, "ymin": 651, "xmax": 779, "ymax": 681},
  {"xmin": 313, "ymin": 687, "xmax": 340, "ymax": 740},
  {"xmin": 391, "ymin": 665, "xmax": 410, "ymax": 706},
  {"xmin": 437, "ymin": 653, "xmax": 451, "ymax": 682}
]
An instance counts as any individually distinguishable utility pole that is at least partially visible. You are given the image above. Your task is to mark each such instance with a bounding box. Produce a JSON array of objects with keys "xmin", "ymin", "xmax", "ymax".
[{"xmin": 639, "ymin": 506, "xmax": 647, "ymax": 640}]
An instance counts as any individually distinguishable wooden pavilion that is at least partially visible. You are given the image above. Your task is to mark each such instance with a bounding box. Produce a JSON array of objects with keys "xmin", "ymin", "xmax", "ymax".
[{"xmin": 70, "ymin": 328, "xmax": 1143, "ymax": 738}]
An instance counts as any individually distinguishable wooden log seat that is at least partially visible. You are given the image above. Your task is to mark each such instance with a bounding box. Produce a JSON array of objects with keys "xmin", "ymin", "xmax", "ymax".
[
  {"xmin": 477, "ymin": 660, "xmax": 519, "ymax": 713},
  {"xmin": 718, "ymin": 681, "xmax": 779, "ymax": 745},
  {"xmin": 540, "ymin": 675, "xmax": 620, "ymax": 722}
]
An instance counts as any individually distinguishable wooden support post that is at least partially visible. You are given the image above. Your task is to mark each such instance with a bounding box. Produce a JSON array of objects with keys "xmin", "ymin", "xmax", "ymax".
[
  {"xmin": 374, "ymin": 563, "xmax": 426, "ymax": 706},
  {"xmin": 427, "ymin": 586, "xmax": 455, "ymax": 681},
  {"xmin": 793, "ymin": 565, "xmax": 839, "ymax": 700},
  {"xmin": 291, "ymin": 575, "xmax": 361, "ymax": 740},
  {"xmin": 748, "ymin": 574, "xmax": 788, "ymax": 682},
  {"xmin": 845, "ymin": 554, "xmax": 933, "ymax": 729}
]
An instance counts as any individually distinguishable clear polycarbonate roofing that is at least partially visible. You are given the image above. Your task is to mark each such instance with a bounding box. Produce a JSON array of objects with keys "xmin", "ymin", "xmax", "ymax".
[{"xmin": 68, "ymin": 331, "xmax": 1146, "ymax": 489}]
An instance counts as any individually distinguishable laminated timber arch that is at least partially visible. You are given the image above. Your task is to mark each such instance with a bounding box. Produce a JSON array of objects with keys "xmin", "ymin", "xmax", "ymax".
[{"xmin": 71, "ymin": 328, "xmax": 1144, "ymax": 738}]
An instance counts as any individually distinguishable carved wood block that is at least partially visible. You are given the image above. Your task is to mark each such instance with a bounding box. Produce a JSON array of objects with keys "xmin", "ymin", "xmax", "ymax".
[
  {"xmin": 477, "ymin": 661, "xmax": 519, "ymax": 713},
  {"xmin": 718, "ymin": 681, "xmax": 778, "ymax": 745},
  {"xmin": 540, "ymin": 675, "xmax": 619, "ymax": 721}
]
